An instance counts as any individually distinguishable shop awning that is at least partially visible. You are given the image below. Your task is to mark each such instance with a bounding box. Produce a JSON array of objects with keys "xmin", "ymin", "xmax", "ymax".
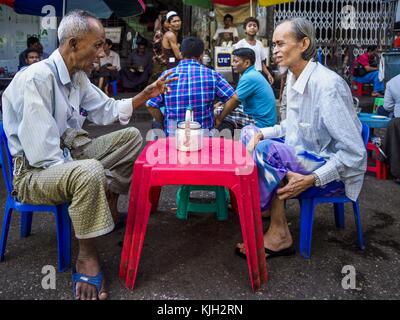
[
  {"xmin": 0, "ymin": 0, "xmax": 146, "ymax": 18},
  {"xmin": 258, "ymin": 0, "xmax": 296, "ymax": 6}
]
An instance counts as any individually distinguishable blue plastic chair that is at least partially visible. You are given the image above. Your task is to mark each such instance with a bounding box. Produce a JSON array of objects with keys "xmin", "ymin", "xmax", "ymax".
[
  {"xmin": 296, "ymin": 123, "xmax": 369, "ymax": 259},
  {"xmin": 0, "ymin": 122, "xmax": 72, "ymax": 272},
  {"xmin": 108, "ymin": 80, "xmax": 118, "ymax": 96}
]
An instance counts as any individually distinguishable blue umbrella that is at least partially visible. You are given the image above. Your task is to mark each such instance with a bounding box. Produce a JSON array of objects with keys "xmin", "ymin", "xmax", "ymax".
[{"xmin": 0, "ymin": 0, "xmax": 146, "ymax": 18}]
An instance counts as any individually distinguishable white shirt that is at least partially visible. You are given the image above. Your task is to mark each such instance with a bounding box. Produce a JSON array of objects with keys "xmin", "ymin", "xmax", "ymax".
[
  {"xmin": 100, "ymin": 50, "xmax": 121, "ymax": 71},
  {"xmin": 2, "ymin": 49, "xmax": 133, "ymax": 169},
  {"xmin": 260, "ymin": 61, "xmax": 367, "ymax": 201},
  {"xmin": 383, "ymin": 74, "xmax": 400, "ymax": 118},
  {"xmin": 234, "ymin": 39, "xmax": 266, "ymax": 72},
  {"xmin": 213, "ymin": 26, "xmax": 239, "ymax": 41}
]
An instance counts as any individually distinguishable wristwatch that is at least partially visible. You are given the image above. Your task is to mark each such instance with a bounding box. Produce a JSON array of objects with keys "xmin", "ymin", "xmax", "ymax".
[{"xmin": 313, "ymin": 173, "xmax": 322, "ymax": 187}]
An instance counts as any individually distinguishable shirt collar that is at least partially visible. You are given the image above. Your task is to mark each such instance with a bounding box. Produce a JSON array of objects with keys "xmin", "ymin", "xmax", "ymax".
[
  {"xmin": 50, "ymin": 49, "xmax": 72, "ymax": 86},
  {"xmin": 290, "ymin": 59, "xmax": 318, "ymax": 95},
  {"xmin": 179, "ymin": 59, "xmax": 201, "ymax": 66},
  {"xmin": 243, "ymin": 65, "xmax": 256, "ymax": 75}
]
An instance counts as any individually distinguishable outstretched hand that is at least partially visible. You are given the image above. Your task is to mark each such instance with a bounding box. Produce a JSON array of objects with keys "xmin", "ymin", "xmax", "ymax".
[{"xmin": 144, "ymin": 71, "xmax": 178, "ymax": 99}]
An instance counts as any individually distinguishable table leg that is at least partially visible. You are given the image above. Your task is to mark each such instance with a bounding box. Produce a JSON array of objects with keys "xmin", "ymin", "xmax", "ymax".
[
  {"xmin": 124, "ymin": 166, "xmax": 153, "ymax": 289},
  {"xmin": 119, "ymin": 162, "xmax": 144, "ymax": 279}
]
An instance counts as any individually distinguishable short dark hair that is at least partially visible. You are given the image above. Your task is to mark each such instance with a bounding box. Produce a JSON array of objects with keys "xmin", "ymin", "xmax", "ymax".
[
  {"xmin": 137, "ymin": 39, "xmax": 148, "ymax": 47},
  {"xmin": 181, "ymin": 37, "xmax": 204, "ymax": 59},
  {"xmin": 232, "ymin": 48, "xmax": 255, "ymax": 66},
  {"xmin": 25, "ymin": 48, "xmax": 40, "ymax": 59},
  {"xmin": 105, "ymin": 38, "xmax": 113, "ymax": 47},
  {"xmin": 367, "ymin": 45, "xmax": 378, "ymax": 52},
  {"xmin": 27, "ymin": 36, "xmax": 40, "ymax": 48},
  {"xmin": 224, "ymin": 14, "xmax": 233, "ymax": 21},
  {"xmin": 243, "ymin": 17, "xmax": 259, "ymax": 29}
]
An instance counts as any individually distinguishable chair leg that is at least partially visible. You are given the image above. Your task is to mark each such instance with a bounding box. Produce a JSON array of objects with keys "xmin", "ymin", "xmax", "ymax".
[
  {"xmin": 215, "ymin": 187, "xmax": 228, "ymax": 221},
  {"xmin": 176, "ymin": 186, "xmax": 190, "ymax": 220},
  {"xmin": 150, "ymin": 186, "xmax": 161, "ymax": 214},
  {"xmin": 20, "ymin": 211, "xmax": 33, "ymax": 238},
  {"xmin": 55, "ymin": 204, "xmax": 72, "ymax": 272},
  {"xmin": 352, "ymin": 200, "xmax": 365, "ymax": 250},
  {"xmin": 299, "ymin": 199, "xmax": 315, "ymax": 259},
  {"xmin": 0, "ymin": 202, "xmax": 13, "ymax": 261},
  {"xmin": 334, "ymin": 203, "xmax": 345, "ymax": 229}
]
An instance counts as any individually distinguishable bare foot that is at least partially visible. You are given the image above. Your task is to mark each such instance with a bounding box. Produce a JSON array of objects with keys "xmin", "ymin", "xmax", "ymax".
[{"xmin": 74, "ymin": 257, "xmax": 107, "ymax": 300}]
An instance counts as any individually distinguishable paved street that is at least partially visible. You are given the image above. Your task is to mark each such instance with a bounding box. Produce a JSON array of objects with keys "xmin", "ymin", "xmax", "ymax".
[{"xmin": 0, "ymin": 98, "xmax": 399, "ymax": 300}]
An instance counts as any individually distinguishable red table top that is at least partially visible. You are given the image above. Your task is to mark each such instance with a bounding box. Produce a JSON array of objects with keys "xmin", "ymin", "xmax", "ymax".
[{"xmin": 137, "ymin": 137, "xmax": 256, "ymax": 176}]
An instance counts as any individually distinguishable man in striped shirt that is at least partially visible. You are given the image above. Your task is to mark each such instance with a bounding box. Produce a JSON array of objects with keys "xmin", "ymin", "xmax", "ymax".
[{"xmin": 146, "ymin": 37, "xmax": 238, "ymax": 136}]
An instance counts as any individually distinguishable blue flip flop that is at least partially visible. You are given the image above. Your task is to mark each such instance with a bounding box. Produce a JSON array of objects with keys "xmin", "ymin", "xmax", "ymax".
[{"xmin": 72, "ymin": 267, "xmax": 104, "ymax": 300}]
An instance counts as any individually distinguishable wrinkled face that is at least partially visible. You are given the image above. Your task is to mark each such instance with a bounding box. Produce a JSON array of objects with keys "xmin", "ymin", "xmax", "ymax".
[
  {"xmin": 272, "ymin": 21, "xmax": 307, "ymax": 68},
  {"xmin": 26, "ymin": 51, "xmax": 40, "ymax": 65},
  {"xmin": 169, "ymin": 16, "xmax": 182, "ymax": 31},
  {"xmin": 71, "ymin": 18, "xmax": 106, "ymax": 73},
  {"xmin": 224, "ymin": 17, "xmax": 233, "ymax": 28},
  {"xmin": 245, "ymin": 21, "xmax": 258, "ymax": 36},
  {"xmin": 232, "ymin": 55, "xmax": 250, "ymax": 74}
]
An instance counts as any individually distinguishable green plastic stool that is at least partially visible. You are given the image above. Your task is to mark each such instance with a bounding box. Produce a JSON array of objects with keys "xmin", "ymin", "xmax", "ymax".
[
  {"xmin": 176, "ymin": 185, "xmax": 230, "ymax": 221},
  {"xmin": 373, "ymin": 97, "xmax": 384, "ymax": 114}
]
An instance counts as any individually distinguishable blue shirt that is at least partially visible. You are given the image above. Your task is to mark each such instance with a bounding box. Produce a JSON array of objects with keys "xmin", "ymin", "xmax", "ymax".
[
  {"xmin": 236, "ymin": 65, "xmax": 276, "ymax": 127},
  {"xmin": 147, "ymin": 59, "xmax": 235, "ymax": 136}
]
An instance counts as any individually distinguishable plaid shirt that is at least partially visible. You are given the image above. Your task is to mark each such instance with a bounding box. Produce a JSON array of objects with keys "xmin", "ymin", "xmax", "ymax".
[{"xmin": 147, "ymin": 59, "xmax": 235, "ymax": 135}]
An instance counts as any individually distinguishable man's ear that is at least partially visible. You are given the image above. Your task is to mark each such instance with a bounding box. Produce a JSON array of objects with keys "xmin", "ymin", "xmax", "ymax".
[
  {"xmin": 302, "ymin": 37, "xmax": 311, "ymax": 54},
  {"xmin": 69, "ymin": 38, "xmax": 78, "ymax": 50}
]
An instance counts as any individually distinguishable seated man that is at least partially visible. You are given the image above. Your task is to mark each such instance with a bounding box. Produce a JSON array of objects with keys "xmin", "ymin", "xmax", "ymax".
[
  {"xmin": 2, "ymin": 10, "xmax": 175, "ymax": 300},
  {"xmin": 24, "ymin": 48, "xmax": 40, "ymax": 66},
  {"xmin": 376, "ymin": 73, "xmax": 400, "ymax": 118},
  {"xmin": 146, "ymin": 36, "xmax": 237, "ymax": 136},
  {"xmin": 120, "ymin": 41, "xmax": 153, "ymax": 92},
  {"xmin": 213, "ymin": 14, "xmax": 239, "ymax": 46},
  {"xmin": 236, "ymin": 18, "xmax": 367, "ymax": 259},
  {"xmin": 18, "ymin": 36, "xmax": 49, "ymax": 70},
  {"xmin": 215, "ymin": 48, "xmax": 277, "ymax": 136},
  {"xmin": 352, "ymin": 45, "xmax": 384, "ymax": 97},
  {"xmin": 100, "ymin": 38, "xmax": 121, "ymax": 95}
]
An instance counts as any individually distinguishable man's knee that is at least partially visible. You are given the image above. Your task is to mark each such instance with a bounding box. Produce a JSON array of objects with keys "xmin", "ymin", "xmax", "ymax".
[
  {"xmin": 121, "ymin": 127, "xmax": 143, "ymax": 145},
  {"xmin": 74, "ymin": 159, "xmax": 106, "ymax": 186}
]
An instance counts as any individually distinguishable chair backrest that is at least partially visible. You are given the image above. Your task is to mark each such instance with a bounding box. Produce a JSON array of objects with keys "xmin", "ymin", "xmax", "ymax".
[
  {"xmin": 0, "ymin": 121, "xmax": 14, "ymax": 194},
  {"xmin": 361, "ymin": 122, "xmax": 369, "ymax": 147}
]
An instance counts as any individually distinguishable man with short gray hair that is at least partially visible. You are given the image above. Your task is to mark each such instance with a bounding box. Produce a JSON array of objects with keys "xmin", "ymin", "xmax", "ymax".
[
  {"xmin": 2, "ymin": 9, "xmax": 176, "ymax": 300},
  {"xmin": 236, "ymin": 18, "xmax": 366, "ymax": 260}
]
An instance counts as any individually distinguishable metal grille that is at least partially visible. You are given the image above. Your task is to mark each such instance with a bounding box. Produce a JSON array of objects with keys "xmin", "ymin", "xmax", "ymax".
[{"xmin": 273, "ymin": 0, "xmax": 397, "ymax": 80}]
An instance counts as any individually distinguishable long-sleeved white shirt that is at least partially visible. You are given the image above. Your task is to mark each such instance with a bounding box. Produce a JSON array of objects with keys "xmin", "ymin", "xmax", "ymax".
[
  {"xmin": 2, "ymin": 49, "xmax": 133, "ymax": 169},
  {"xmin": 260, "ymin": 60, "xmax": 367, "ymax": 201}
]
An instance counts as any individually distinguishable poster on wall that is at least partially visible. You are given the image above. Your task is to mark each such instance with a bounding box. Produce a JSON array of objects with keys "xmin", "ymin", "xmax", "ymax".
[{"xmin": 104, "ymin": 27, "xmax": 122, "ymax": 44}]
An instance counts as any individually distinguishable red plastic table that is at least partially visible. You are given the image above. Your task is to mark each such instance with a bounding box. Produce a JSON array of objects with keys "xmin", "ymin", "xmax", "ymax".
[{"xmin": 119, "ymin": 137, "xmax": 268, "ymax": 291}]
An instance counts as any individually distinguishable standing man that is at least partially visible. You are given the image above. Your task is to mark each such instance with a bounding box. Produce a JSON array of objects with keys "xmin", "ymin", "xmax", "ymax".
[
  {"xmin": 146, "ymin": 37, "xmax": 237, "ymax": 136},
  {"xmin": 2, "ymin": 10, "xmax": 176, "ymax": 300},
  {"xmin": 162, "ymin": 11, "xmax": 183, "ymax": 69},
  {"xmin": 18, "ymin": 36, "xmax": 49, "ymax": 69},
  {"xmin": 215, "ymin": 48, "xmax": 277, "ymax": 135}
]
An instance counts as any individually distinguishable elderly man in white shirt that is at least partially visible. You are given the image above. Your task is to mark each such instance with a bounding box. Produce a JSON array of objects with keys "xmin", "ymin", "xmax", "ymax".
[
  {"xmin": 236, "ymin": 18, "xmax": 367, "ymax": 260},
  {"xmin": 2, "ymin": 10, "xmax": 176, "ymax": 300}
]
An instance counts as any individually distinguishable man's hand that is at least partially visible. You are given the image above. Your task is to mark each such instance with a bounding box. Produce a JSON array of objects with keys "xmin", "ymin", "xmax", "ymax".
[
  {"xmin": 214, "ymin": 116, "xmax": 222, "ymax": 128},
  {"xmin": 267, "ymin": 72, "xmax": 274, "ymax": 85},
  {"xmin": 276, "ymin": 172, "xmax": 315, "ymax": 200},
  {"xmin": 143, "ymin": 71, "xmax": 178, "ymax": 99},
  {"xmin": 246, "ymin": 132, "xmax": 264, "ymax": 153}
]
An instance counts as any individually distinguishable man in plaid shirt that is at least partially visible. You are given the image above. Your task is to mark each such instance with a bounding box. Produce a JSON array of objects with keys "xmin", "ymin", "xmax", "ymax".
[{"xmin": 146, "ymin": 37, "xmax": 238, "ymax": 136}]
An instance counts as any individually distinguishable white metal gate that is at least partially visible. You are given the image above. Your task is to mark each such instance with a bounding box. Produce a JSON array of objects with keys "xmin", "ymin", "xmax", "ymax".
[{"xmin": 273, "ymin": 0, "xmax": 397, "ymax": 72}]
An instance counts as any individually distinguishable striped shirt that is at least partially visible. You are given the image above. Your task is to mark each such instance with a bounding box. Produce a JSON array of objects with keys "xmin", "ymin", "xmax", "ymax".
[
  {"xmin": 146, "ymin": 59, "xmax": 235, "ymax": 136},
  {"xmin": 260, "ymin": 60, "xmax": 367, "ymax": 201}
]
